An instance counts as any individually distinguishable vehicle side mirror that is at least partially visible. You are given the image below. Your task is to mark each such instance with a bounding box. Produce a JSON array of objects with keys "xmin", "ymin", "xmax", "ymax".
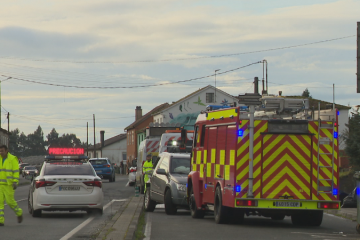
[{"xmin": 156, "ymin": 168, "xmax": 166, "ymax": 175}]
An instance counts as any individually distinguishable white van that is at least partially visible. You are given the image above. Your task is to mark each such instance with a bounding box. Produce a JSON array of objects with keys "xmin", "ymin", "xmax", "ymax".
[
  {"xmin": 158, "ymin": 130, "xmax": 194, "ymax": 154},
  {"xmin": 135, "ymin": 137, "xmax": 160, "ymax": 193}
]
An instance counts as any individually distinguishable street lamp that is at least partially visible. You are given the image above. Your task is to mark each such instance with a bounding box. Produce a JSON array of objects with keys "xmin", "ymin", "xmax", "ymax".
[{"xmin": 215, "ymin": 69, "xmax": 220, "ymax": 103}]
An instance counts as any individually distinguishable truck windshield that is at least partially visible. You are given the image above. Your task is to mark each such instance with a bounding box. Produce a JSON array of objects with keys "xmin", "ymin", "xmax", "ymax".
[{"xmin": 170, "ymin": 157, "xmax": 190, "ymax": 174}]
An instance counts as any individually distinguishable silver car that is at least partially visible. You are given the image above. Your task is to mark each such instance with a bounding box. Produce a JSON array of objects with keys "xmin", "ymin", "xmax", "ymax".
[{"xmin": 144, "ymin": 152, "xmax": 190, "ymax": 215}]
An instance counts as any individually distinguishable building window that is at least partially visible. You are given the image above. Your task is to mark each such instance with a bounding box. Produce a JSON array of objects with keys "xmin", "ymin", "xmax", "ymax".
[
  {"xmin": 206, "ymin": 93, "xmax": 214, "ymax": 103},
  {"xmin": 122, "ymin": 153, "xmax": 127, "ymax": 161}
]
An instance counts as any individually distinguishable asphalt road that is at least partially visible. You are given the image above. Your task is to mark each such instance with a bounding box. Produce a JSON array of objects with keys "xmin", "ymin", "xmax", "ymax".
[
  {"xmin": 145, "ymin": 206, "xmax": 360, "ymax": 240},
  {"xmin": 1, "ymin": 174, "xmax": 134, "ymax": 240}
]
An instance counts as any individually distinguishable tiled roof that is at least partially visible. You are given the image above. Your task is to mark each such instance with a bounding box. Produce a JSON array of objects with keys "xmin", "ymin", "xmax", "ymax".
[
  {"xmin": 124, "ymin": 102, "xmax": 170, "ymax": 130},
  {"xmin": 284, "ymin": 96, "xmax": 351, "ymax": 110}
]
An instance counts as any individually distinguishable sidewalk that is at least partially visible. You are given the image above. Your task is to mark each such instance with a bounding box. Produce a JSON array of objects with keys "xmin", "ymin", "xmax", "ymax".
[
  {"xmin": 97, "ymin": 195, "xmax": 144, "ymax": 240},
  {"xmin": 325, "ymin": 208, "xmax": 357, "ymax": 221}
]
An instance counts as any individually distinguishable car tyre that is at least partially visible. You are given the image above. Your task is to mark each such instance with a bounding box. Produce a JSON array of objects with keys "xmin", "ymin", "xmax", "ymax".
[
  {"xmin": 189, "ymin": 187, "xmax": 205, "ymax": 219},
  {"xmin": 164, "ymin": 189, "xmax": 177, "ymax": 215},
  {"xmin": 30, "ymin": 194, "xmax": 41, "ymax": 218},
  {"xmin": 214, "ymin": 186, "xmax": 228, "ymax": 224},
  {"xmin": 144, "ymin": 188, "xmax": 156, "ymax": 212}
]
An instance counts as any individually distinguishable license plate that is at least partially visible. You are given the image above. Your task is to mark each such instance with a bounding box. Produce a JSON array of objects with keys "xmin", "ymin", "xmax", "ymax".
[
  {"xmin": 96, "ymin": 170, "xmax": 102, "ymax": 173},
  {"xmin": 275, "ymin": 202, "xmax": 300, "ymax": 207},
  {"xmin": 59, "ymin": 186, "xmax": 80, "ymax": 191}
]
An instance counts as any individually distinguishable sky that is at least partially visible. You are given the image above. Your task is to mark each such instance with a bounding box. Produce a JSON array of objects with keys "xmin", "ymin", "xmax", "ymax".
[{"xmin": 0, "ymin": 0, "xmax": 359, "ymax": 144}]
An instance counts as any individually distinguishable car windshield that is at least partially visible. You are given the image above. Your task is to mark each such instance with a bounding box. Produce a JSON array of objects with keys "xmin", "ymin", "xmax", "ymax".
[
  {"xmin": 170, "ymin": 157, "xmax": 190, "ymax": 174},
  {"xmin": 90, "ymin": 160, "xmax": 108, "ymax": 165},
  {"xmin": 44, "ymin": 162, "xmax": 95, "ymax": 175},
  {"xmin": 25, "ymin": 166, "xmax": 36, "ymax": 170}
]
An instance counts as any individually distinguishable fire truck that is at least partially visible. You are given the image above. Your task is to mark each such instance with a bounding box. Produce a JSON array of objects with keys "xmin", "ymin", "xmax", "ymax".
[{"xmin": 187, "ymin": 95, "xmax": 340, "ymax": 226}]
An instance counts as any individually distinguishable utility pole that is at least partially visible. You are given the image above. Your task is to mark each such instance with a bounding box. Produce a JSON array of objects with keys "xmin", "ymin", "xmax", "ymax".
[
  {"xmin": 7, "ymin": 112, "xmax": 9, "ymax": 133},
  {"xmin": 93, "ymin": 114, "xmax": 96, "ymax": 158},
  {"xmin": 357, "ymin": 22, "xmax": 360, "ymax": 93},
  {"xmin": 215, "ymin": 69, "xmax": 220, "ymax": 103},
  {"xmin": 86, "ymin": 122, "xmax": 89, "ymax": 156}
]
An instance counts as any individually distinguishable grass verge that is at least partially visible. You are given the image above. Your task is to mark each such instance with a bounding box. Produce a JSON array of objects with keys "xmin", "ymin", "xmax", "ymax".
[{"xmin": 134, "ymin": 210, "xmax": 146, "ymax": 240}]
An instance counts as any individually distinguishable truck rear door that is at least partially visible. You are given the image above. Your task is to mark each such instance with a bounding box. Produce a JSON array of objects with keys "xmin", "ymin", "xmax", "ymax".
[{"xmin": 261, "ymin": 120, "xmax": 312, "ymax": 200}]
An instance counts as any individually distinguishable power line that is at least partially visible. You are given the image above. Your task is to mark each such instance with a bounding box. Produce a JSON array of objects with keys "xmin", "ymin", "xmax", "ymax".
[
  {"xmin": 0, "ymin": 61, "xmax": 262, "ymax": 89},
  {"xmin": 0, "ymin": 35, "xmax": 354, "ymax": 64}
]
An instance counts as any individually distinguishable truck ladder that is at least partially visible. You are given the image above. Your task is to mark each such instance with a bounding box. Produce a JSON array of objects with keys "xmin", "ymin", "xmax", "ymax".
[{"xmin": 316, "ymin": 102, "xmax": 335, "ymax": 195}]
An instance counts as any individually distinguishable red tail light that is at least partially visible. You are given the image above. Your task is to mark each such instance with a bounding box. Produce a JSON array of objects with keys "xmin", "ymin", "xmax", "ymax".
[
  {"xmin": 104, "ymin": 164, "xmax": 110, "ymax": 168},
  {"xmin": 130, "ymin": 169, "xmax": 136, "ymax": 172},
  {"xmin": 318, "ymin": 202, "xmax": 339, "ymax": 209},
  {"xmin": 35, "ymin": 179, "xmax": 56, "ymax": 188},
  {"xmin": 83, "ymin": 179, "xmax": 102, "ymax": 188},
  {"xmin": 236, "ymin": 199, "xmax": 258, "ymax": 207}
]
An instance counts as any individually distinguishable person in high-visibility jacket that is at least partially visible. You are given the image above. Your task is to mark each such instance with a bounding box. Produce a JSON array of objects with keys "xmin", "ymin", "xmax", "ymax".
[
  {"xmin": 143, "ymin": 154, "xmax": 153, "ymax": 191},
  {"xmin": 0, "ymin": 145, "xmax": 23, "ymax": 226}
]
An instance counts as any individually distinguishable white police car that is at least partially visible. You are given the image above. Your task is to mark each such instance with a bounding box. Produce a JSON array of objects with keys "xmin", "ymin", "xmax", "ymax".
[{"xmin": 27, "ymin": 148, "xmax": 104, "ymax": 217}]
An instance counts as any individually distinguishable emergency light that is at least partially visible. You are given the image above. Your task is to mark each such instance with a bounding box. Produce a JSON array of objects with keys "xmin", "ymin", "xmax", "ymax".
[
  {"xmin": 332, "ymin": 188, "xmax": 338, "ymax": 196},
  {"xmin": 235, "ymin": 185, "xmax": 241, "ymax": 192},
  {"xmin": 357, "ymin": 187, "xmax": 360, "ymax": 196},
  {"xmin": 334, "ymin": 132, "xmax": 338, "ymax": 139},
  {"xmin": 238, "ymin": 129, "xmax": 244, "ymax": 137}
]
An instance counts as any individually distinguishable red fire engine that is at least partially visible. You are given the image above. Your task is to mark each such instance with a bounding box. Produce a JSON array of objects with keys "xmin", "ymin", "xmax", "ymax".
[{"xmin": 187, "ymin": 95, "xmax": 340, "ymax": 226}]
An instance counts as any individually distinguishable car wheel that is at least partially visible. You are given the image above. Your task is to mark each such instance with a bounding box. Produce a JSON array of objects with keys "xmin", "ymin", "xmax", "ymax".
[
  {"xmin": 189, "ymin": 187, "xmax": 205, "ymax": 219},
  {"xmin": 28, "ymin": 190, "xmax": 33, "ymax": 214},
  {"xmin": 214, "ymin": 186, "xmax": 228, "ymax": 224},
  {"xmin": 144, "ymin": 188, "xmax": 156, "ymax": 212},
  {"xmin": 164, "ymin": 189, "xmax": 177, "ymax": 215}
]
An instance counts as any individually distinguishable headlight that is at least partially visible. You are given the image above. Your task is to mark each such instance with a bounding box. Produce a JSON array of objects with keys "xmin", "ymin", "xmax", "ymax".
[{"xmin": 176, "ymin": 183, "xmax": 186, "ymax": 192}]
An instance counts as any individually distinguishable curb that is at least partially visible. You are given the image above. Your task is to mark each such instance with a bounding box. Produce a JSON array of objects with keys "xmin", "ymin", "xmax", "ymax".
[
  {"xmin": 325, "ymin": 209, "xmax": 357, "ymax": 221},
  {"xmin": 125, "ymin": 196, "xmax": 144, "ymax": 240}
]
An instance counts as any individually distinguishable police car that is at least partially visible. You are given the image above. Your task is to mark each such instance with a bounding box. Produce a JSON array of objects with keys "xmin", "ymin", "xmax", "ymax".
[{"xmin": 27, "ymin": 147, "xmax": 104, "ymax": 217}]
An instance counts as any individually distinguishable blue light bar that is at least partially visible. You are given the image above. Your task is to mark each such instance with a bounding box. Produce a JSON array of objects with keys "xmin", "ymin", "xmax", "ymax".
[
  {"xmin": 238, "ymin": 129, "xmax": 244, "ymax": 137},
  {"xmin": 333, "ymin": 188, "xmax": 338, "ymax": 196},
  {"xmin": 334, "ymin": 132, "xmax": 338, "ymax": 139},
  {"xmin": 337, "ymin": 111, "xmax": 340, "ymax": 116},
  {"xmin": 357, "ymin": 187, "xmax": 360, "ymax": 196},
  {"xmin": 235, "ymin": 185, "xmax": 241, "ymax": 193}
]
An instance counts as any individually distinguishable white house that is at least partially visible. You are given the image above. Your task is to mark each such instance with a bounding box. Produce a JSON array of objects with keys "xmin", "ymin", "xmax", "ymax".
[{"xmin": 153, "ymin": 85, "xmax": 239, "ymax": 129}]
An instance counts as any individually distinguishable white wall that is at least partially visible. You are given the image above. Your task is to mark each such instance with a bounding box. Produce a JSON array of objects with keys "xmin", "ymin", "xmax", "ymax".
[
  {"xmin": 101, "ymin": 138, "xmax": 127, "ymax": 166},
  {"xmin": 338, "ymin": 109, "xmax": 349, "ymax": 150},
  {"xmin": 154, "ymin": 87, "xmax": 238, "ymax": 126}
]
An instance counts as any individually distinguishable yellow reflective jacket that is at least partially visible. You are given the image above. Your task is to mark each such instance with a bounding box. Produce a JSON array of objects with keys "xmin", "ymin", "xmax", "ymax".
[
  {"xmin": 143, "ymin": 160, "xmax": 153, "ymax": 174},
  {"xmin": 0, "ymin": 153, "xmax": 20, "ymax": 185}
]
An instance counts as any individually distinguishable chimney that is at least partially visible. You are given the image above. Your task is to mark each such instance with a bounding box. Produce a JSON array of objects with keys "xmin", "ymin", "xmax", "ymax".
[
  {"xmin": 100, "ymin": 130, "xmax": 105, "ymax": 148},
  {"xmin": 135, "ymin": 106, "xmax": 142, "ymax": 121}
]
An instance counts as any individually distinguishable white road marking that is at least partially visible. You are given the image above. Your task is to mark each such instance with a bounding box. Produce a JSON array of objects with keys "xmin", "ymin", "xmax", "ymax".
[
  {"xmin": 144, "ymin": 213, "xmax": 151, "ymax": 240},
  {"xmin": 59, "ymin": 199, "xmax": 127, "ymax": 240},
  {"xmin": 5, "ymin": 198, "xmax": 27, "ymax": 206}
]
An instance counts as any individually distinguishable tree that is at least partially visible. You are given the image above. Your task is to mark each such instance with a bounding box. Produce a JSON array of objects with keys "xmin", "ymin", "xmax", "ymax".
[
  {"xmin": 344, "ymin": 107, "xmax": 360, "ymax": 166},
  {"xmin": 302, "ymin": 88, "xmax": 312, "ymax": 98},
  {"xmin": 9, "ymin": 128, "xmax": 21, "ymax": 155},
  {"xmin": 27, "ymin": 125, "xmax": 47, "ymax": 156},
  {"xmin": 46, "ymin": 128, "xmax": 60, "ymax": 147}
]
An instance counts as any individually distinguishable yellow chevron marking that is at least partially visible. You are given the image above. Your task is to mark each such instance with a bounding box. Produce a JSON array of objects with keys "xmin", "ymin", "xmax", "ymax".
[
  {"xmin": 220, "ymin": 150, "xmax": 225, "ymax": 165},
  {"xmin": 207, "ymin": 163, "xmax": 212, "ymax": 177},
  {"xmin": 238, "ymin": 166, "xmax": 249, "ymax": 181},
  {"xmin": 203, "ymin": 150, "xmax": 207, "ymax": 164},
  {"xmin": 237, "ymin": 154, "xmax": 249, "ymax": 170},
  {"xmin": 263, "ymin": 141, "xmax": 310, "ymax": 170},
  {"xmin": 319, "ymin": 193, "xmax": 332, "ymax": 201},
  {"xmin": 263, "ymin": 166, "xmax": 310, "ymax": 196},
  {"xmin": 264, "ymin": 179, "xmax": 306, "ymax": 199},
  {"xmin": 200, "ymin": 164, "xmax": 204, "ymax": 178},
  {"xmin": 263, "ymin": 135, "xmax": 285, "ymax": 157},
  {"xmin": 197, "ymin": 151, "xmax": 202, "ymax": 164},
  {"xmin": 225, "ymin": 165, "xmax": 230, "ymax": 180},
  {"xmin": 237, "ymin": 141, "xmax": 249, "ymax": 157},
  {"xmin": 230, "ymin": 150, "xmax": 235, "ymax": 166},
  {"xmin": 289, "ymin": 135, "xmax": 311, "ymax": 156},
  {"xmin": 193, "ymin": 164, "xmax": 197, "ymax": 171},
  {"xmin": 211, "ymin": 149, "xmax": 216, "ymax": 163}
]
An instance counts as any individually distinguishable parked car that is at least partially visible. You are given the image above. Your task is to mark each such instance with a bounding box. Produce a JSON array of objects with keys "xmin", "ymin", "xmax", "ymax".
[
  {"xmin": 89, "ymin": 158, "xmax": 116, "ymax": 182},
  {"xmin": 22, "ymin": 166, "xmax": 39, "ymax": 177},
  {"xmin": 341, "ymin": 188, "xmax": 356, "ymax": 208},
  {"xmin": 19, "ymin": 163, "xmax": 30, "ymax": 173},
  {"xmin": 28, "ymin": 158, "xmax": 104, "ymax": 217},
  {"xmin": 144, "ymin": 152, "xmax": 190, "ymax": 214}
]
